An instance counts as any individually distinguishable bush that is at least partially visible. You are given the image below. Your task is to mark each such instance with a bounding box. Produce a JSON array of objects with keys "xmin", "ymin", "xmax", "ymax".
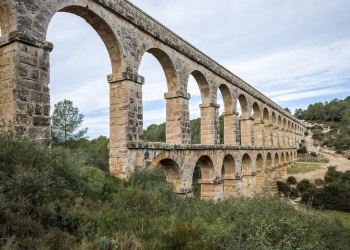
[
  {"xmin": 297, "ymin": 146, "xmax": 307, "ymax": 154},
  {"xmin": 277, "ymin": 181, "xmax": 299, "ymax": 199},
  {"xmin": 314, "ymin": 178, "xmax": 324, "ymax": 186},
  {"xmin": 310, "ymin": 152, "xmax": 317, "ymax": 157},
  {"xmin": 340, "ymin": 170, "xmax": 350, "ymax": 186},
  {"xmin": 296, "ymin": 179, "xmax": 315, "ymax": 193},
  {"xmin": 324, "ymin": 166, "xmax": 342, "ymax": 183},
  {"xmin": 1, "ymin": 133, "xmax": 350, "ymax": 249},
  {"xmin": 302, "ymin": 183, "xmax": 350, "ymax": 212},
  {"xmin": 286, "ymin": 176, "xmax": 297, "ymax": 185}
]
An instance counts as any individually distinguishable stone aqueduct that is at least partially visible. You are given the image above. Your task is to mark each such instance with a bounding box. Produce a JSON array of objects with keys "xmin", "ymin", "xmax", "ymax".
[{"xmin": 0, "ymin": 0, "xmax": 306, "ymax": 199}]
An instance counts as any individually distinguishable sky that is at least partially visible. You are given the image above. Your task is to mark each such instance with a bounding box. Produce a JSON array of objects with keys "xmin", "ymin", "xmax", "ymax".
[{"xmin": 45, "ymin": 0, "xmax": 350, "ymax": 138}]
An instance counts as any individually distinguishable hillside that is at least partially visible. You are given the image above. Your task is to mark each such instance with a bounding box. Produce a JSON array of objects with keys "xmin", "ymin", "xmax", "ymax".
[{"xmin": 1, "ymin": 133, "xmax": 350, "ymax": 249}]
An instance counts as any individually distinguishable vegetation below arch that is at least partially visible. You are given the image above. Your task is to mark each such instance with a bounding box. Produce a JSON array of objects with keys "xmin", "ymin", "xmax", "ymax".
[{"xmin": 1, "ymin": 133, "xmax": 350, "ymax": 249}]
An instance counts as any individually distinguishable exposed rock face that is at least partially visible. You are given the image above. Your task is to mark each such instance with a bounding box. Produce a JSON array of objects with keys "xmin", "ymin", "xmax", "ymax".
[{"xmin": 0, "ymin": 0, "xmax": 306, "ymax": 199}]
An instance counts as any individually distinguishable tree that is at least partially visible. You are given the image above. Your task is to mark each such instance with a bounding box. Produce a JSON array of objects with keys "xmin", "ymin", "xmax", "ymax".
[
  {"xmin": 51, "ymin": 99, "xmax": 88, "ymax": 147},
  {"xmin": 284, "ymin": 107, "xmax": 292, "ymax": 114},
  {"xmin": 294, "ymin": 108, "xmax": 304, "ymax": 119}
]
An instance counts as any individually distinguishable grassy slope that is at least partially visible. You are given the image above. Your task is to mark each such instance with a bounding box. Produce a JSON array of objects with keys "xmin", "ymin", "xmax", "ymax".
[
  {"xmin": 288, "ymin": 163, "xmax": 322, "ymax": 175},
  {"xmin": 1, "ymin": 134, "xmax": 350, "ymax": 249}
]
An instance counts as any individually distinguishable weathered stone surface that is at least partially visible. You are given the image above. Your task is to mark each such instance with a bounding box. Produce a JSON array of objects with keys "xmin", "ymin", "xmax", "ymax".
[{"xmin": 0, "ymin": 0, "xmax": 307, "ymax": 199}]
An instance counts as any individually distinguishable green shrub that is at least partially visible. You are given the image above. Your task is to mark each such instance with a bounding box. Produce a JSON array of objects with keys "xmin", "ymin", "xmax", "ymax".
[
  {"xmin": 302, "ymin": 183, "xmax": 350, "ymax": 212},
  {"xmin": 277, "ymin": 181, "xmax": 299, "ymax": 199},
  {"xmin": 296, "ymin": 179, "xmax": 315, "ymax": 193},
  {"xmin": 297, "ymin": 146, "xmax": 307, "ymax": 154},
  {"xmin": 1, "ymin": 133, "xmax": 350, "ymax": 249},
  {"xmin": 340, "ymin": 170, "xmax": 350, "ymax": 186},
  {"xmin": 286, "ymin": 176, "xmax": 297, "ymax": 185},
  {"xmin": 314, "ymin": 178, "xmax": 324, "ymax": 186},
  {"xmin": 324, "ymin": 166, "xmax": 342, "ymax": 183}
]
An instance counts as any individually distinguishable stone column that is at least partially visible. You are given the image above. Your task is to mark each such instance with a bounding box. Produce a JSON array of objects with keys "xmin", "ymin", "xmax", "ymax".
[
  {"xmin": 223, "ymin": 111, "xmax": 239, "ymax": 145},
  {"xmin": 255, "ymin": 170, "xmax": 266, "ymax": 193},
  {"xmin": 108, "ymin": 72, "xmax": 144, "ymax": 177},
  {"xmin": 223, "ymin": 175, "xmax": 241, "ymax": 198},
  {"xmin": 0, "ymin": 31, "xmax": 52, "ymax": 145},
  {"xmin": 240, "ymin": 116, "xmax": 254, "ymax": 146},
  {"xmin": 253, "ymin": 121, "xmax": 264, "ymax": 147},
  {"xmin": 164, "ymin": 90, "xmax": 190, "ymax": 144},
  {"xmin": 200, "ymin": 103, "xmax": 220, "ymax": 145},
  {"xmin": 199, "ymin": 179, "xmax": 224, "ymax": 201},
  {"xmin": 241, "ymin": 174, "xmax": 257, "ymax": 197},
  {"xmin": 264, "ymin": 124, "xmax": 272, "ymax": 147}
]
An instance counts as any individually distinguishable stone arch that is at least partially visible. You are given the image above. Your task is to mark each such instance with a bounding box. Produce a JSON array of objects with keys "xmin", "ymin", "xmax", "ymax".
[
  {"xmin": 238, "ymin": 94, "xmax": 249, "ymax": 118},
  {"xmin": 286, "ymin": 152, "xmax": 290, "ymax": 162},
  {"xmin": 271, "ymin": 112, "xmax": 278, "ymax": 146},
  {"xmin": 263, "ymin": 108, "xmax": 269, "ymax": 123},
  {"xmin": 256, "ymin": 154, "xmax": 264, "ymax": 172},
  {"xmin": 283, "ymin": 118, "xmax": 287, "ymax": 129},
  {"xmin": 266, "ymin": 152, "xmax": 272, "ymax": 169},
  {"xmin": 242, "ymin": 153, "xmax": 252, "ymax": 175},
  {"xmin": 281, "ymin": 152, "xmax": 285, "ymax": 165},
  {"xmin": 238, "ymin": 94, "xmax": 252, "ymax": 146},
  {"xmin": 143, "ymin": 48, "xmax": 179, "ymax": 92},
  {"xmin": 252, "ymin": 102, "xmax": 261, "ymax": 122},
  {"xmin": 190, "ymin": 70, "xmax": 211, "ymax": 104},
  {"xmin": 218, "ymin": 84, "xmax": 234, "ymax": 144},
  {"xmin": 277, "ymin": 115, "xmax": 282, "ymax": 127},
  {"xmin": 157, "ymin": 158, "xmax": 182, "ymax": 192},
  {"xmin": 193, "ymin": 155, "xmax": 215, "ymax": 198},
  {"xmin": 253, "ymin": 102, "xmax": 263, "ymax": 146},
  {"xmin": 196, "ymin": 155, "xmax": 215, "ymax": 180},
  {"xmin": 274, "ymin": 152, "xmax": 279, "ymax": 167},
  {"xmin": 218, "ymin": 84, "xmax": 233, "ymax": 113},
  {"xmin": 222, "ymin": 154, "xmax": 237, "ymax": 177},
  {"xmin": 271, "ymin": 112, "xmax": 277, "ymax": 126},
  {"xmin": 54, "ymin": 5, "xmax": 124, "ymax": 74},
  {"xmin": 241, "ymin": 153, "xmax": 255, "ymax": 196},
  {"xmin": 222, "ymin": 154, "xmax": 239, "ymax": 198},
  {"xmin": 256, "ymin": 153, "xmax": 265, "ymax": 192},
  {"xmin": 188, "ymin": 71, "xmax": 219, "ymax": 145},
  {"xmin": 263, "ymin": 108, "xmax": 271, "ymax": 147}
]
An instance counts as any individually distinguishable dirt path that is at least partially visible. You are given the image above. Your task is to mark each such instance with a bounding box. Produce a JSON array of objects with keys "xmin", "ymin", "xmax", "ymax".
[{"xmin": 292, "ymin": 132, "xmax": 350, "ymax": 181}]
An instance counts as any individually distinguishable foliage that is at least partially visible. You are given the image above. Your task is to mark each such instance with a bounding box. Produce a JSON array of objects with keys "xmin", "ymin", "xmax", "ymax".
[
  {"xmin": 284, "ymin": 107, "xmax": 291, "ymax": 114},
  {"xmin": 340, "ymin": 170, "xmax": 350, "ymax": 186},
  {"xmin": 301, "ymin": 167, "xmax": 350, "ymax": 213},
  {"xmin": 297, "ymin": 145, "xmax": 307, "ymax": 154},
  {"xmin": 143, "ymin": 122, "xmax": 166, "ymax": 142},
  {"xmin": 277, "ymin": 181, "xmax": 299, "ymax": 199},
  {"xmin": 190, "ymin": 117, "xmax": 201, "ymax": 144},
  {"xmin": 2, "ymin": 133, "xmax": 350, "ymax": 249},
  {"xmin": 309, "ymin": 209, "xmax": 350, "ymax": 228},
  {"xmin": 286, "ymin": 176, "xmax": 297, "ymax": 185},
  {"xmin": 51, "ymin": 99, "xmax": 88, "ymax": 147},
  {"xmin": 296, "ymin": 179, "xmax": 315, "ymax": 193},
  {"xmin": 295, "ymin": 96, "xmax": 350, "ymax": 150},
  {"xmin": 324, "ymin": 166, "xmax": 342, "ymax": 183},
  {"xmin": 302, "ymin": 183, "xmax": 350, "ymax": 212}
]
